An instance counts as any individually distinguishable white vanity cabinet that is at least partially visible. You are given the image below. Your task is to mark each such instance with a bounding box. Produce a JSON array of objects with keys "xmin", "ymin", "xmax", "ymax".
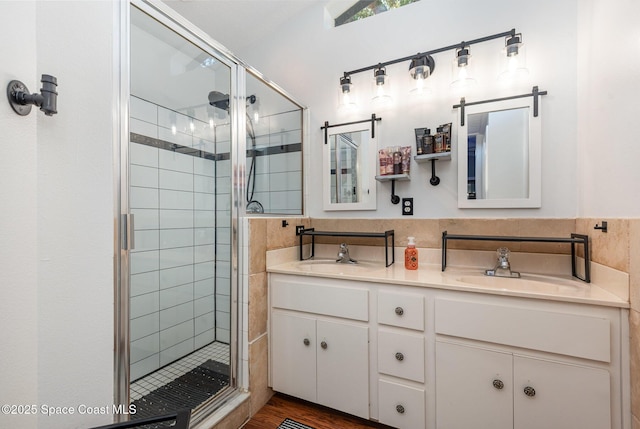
[
  {"xmin": 269, "ymin": 275, "xmax": 370, "ymax": 419},
  {"xmin": 268, "ymin": 271, "xmax": 629, "ymax": 429}
]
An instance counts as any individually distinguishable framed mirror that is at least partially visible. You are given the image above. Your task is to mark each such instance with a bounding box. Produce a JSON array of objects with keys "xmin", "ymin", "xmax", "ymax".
[
  {"xmin": 457, "ymin": 96, "xmax": 541, "ymax": 208},
  {"xmin": 323, "ymin": 122, "xmax": 377, "ymax": 211}
]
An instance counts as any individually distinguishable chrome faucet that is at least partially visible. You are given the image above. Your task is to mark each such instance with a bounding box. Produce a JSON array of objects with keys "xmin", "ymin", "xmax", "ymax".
[
  {"xmin": 336, "ymin": 243, "xmax": 357, "ymax": 264},
  {"xmin": 485, "ymin": 247, "xmax": 520, "ymax": 278}
]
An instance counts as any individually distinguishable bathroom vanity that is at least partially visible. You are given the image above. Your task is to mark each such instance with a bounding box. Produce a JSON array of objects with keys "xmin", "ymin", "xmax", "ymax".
[{"xmin": 267, "ymin": 258, "xmax": 630, "ymax": 429}]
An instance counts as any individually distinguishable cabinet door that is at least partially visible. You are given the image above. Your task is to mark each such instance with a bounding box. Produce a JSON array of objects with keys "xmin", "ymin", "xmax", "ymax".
[
  {"xmin": 514, "ymin": 355, "xmax": 611, "ymax": 429},
  {"xmin": 436, "ymin": 341, "xmax": 513, "ymax": 429},
  {"xmin": 271, "ymin": 311, "xmax": 317, "ymax": 403},
  {"xmin": 316, "ymin": 319, "xmax": 370, "ymax": 419}
]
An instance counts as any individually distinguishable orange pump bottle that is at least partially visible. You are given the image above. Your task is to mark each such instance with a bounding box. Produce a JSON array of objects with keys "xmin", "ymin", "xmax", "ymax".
[{"xmin": 404, "ymin": 236, "xmax": 418, "ymax": 270}]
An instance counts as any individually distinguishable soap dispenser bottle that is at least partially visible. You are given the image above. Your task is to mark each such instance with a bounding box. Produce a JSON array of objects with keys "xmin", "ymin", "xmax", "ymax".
[{"xmin": 405, "ymin": 236, "xmax": 418, "ymax": 270}]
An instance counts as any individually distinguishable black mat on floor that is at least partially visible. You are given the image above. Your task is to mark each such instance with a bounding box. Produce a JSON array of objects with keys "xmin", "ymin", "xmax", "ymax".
[
  {"xmin": 278, "ymin": 418, "xmax": 315, "ymax": 429},
  {"xmin": 130, "ymin": 360, "xmax": 229, "ymax": 428}
]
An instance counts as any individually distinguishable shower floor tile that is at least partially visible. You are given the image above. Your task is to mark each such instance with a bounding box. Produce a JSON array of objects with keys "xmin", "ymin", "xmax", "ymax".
[{"xmin": 130, "ymin": 341, "xmax": 229, "ymax": 401}]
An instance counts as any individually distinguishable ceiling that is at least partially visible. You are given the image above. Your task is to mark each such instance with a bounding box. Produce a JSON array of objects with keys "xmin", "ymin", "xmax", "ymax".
[{"xmin": 161, "ymin": 0, "xmax": 343, "ymax": 54}]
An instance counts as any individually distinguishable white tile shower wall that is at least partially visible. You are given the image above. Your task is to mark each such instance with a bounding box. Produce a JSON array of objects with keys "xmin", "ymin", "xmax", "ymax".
[
  {"xmin": 249, "ymin": 110, "xmax": 302, "ymax": 214},
  {"xmin": 129, "ymin": 96, "xmax": 231, "ymax": 380}
]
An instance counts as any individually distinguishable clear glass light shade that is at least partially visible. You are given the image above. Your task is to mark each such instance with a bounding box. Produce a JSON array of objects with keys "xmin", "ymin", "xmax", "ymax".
[
  {"xmin": 338, "ymin": 76, "xmax": 357, "ymax": 109},
  {"xmin": 371, "ymin": 68, "xmax": 392, "ymax": 104},
  {"xmin": 498, "ymin": 38, "xmax": 529, "ymax": 81},
  {"xmin": 450, "ymin": 53, "xmax": 477, "ymax": 91},
  {"xmin": 409, "ymin": 66, "xmax": 432, "ymax": 94}
]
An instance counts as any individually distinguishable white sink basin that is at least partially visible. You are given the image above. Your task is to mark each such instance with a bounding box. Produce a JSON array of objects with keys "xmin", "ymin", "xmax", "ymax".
[
  {"xmin": 296, "ymin": 259, "xmax": 384, "ymax": 274},
  {"xmin": 456, "ymin": 274, "xmax": 589, "ymax": 296}
]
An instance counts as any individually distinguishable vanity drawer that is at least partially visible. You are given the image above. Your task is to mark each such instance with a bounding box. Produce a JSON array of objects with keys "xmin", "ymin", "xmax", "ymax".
[
  {"xmin": 271, "ymin": 278, "xmax": 368, "ymax": 321},
  {"xmin": 378, "ymin": 291, "xmax": 424, "ymax": 331},
  {"xmin": 378, "ymin": 379, "xmax": 425, "ymax": 429},
  {"xmin": 378, "ymin": 329, "xmax": 425, "ymax": 382},
  {"xmin": 435, "ymin": 299, "xmax": 611, "ymax": 362}
]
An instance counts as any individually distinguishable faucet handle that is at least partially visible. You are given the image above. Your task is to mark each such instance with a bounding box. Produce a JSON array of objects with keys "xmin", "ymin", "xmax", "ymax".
[{"xmin": 497, "ymin": 247, "xmax": 510, "ymax": 258}]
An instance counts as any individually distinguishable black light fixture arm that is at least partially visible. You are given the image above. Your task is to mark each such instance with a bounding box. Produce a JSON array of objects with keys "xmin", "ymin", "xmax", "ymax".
[
  {"xmin": 7, "ymin": 74, "xmax": 58, "ymax": 116},
  {"xmin": 343, "ymin": 29, "xmax": 516, "ymax": 77}
]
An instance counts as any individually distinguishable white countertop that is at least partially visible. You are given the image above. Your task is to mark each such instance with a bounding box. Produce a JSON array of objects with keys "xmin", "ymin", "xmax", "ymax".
[{"xmin": 267, "ymin": 258, "xmax": 629, "ymax": 308}]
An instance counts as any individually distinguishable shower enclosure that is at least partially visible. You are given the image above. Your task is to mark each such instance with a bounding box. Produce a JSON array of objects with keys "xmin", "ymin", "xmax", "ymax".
[{"xmin": 116, "ymin": 1, "xmax": 304, "ymax": 425}]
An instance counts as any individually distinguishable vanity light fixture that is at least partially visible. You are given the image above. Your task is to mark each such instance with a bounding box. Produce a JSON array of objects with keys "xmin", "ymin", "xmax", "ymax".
[
  {"xmin": 409, "ymin": 54, "xmax": 435, "ymax": 94},
  {"xmin": 338, "ymin": 29, "xmax": 523, "ymax": 104},
  {"xmin": 499, "ymin": 33, "xmax": 529, "ymax": 81},
  {"xmin": 451, "ymin": 45, "xmax": 477, "ymax": 90}
]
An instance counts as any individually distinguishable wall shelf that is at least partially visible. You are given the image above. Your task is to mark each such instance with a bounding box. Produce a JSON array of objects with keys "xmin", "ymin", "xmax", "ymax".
[
  {"xmin": 375, "ymin": 174, "xmax": 409, "ymax": 204},
  {"xmin": 414, "ymin": 152, "xmax": 452, "ymax": 163},
  {"xmin": 441, "ymin": 231, "xmax": 591, "ymax": 282},
  {"xmin": 299, "ymin": 228, "xmax": 395, "ymax": 267}
]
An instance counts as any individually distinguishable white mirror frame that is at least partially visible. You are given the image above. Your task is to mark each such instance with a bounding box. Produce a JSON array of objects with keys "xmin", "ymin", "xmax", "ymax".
[
  {"xmin": 323, "ymin": 122, "xmax": 377, "ymax": 211},
  {"xmin": 457, "ymin": 96, "xmax": 541, "ymax": 208}
]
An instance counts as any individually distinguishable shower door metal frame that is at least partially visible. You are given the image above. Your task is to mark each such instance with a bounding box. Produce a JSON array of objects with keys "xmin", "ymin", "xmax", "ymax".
[{"xmin": 114, "ymin": 0, "xmax": 244, "ymax": 423}]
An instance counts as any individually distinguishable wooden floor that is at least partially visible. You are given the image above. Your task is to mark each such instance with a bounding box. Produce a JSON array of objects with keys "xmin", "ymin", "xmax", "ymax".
[{"xmin": 242, "ymin": 394, "xmax": 393, "ymax": 429}]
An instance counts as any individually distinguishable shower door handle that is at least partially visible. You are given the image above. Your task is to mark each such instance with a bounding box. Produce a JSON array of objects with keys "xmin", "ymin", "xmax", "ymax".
[{"xmin": 122, "ymin": 213, "xmax": 135, "ymax": 250}]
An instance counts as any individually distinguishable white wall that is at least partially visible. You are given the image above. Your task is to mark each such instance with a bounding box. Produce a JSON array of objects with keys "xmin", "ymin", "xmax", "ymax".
[
  {"xmin": 576, "ymin": 0, "xmax": 640, "ymax": 217},
  {"xmin": 0, "ymin": 2, "xmax": 38, "ymax": 429},
  {"xmin": 238, "ymin": 0, "xmax": 581, "ymax": 218},
  {"xmin": 0, "ymin": 1, "xmax": 115, "ymax": 429}
]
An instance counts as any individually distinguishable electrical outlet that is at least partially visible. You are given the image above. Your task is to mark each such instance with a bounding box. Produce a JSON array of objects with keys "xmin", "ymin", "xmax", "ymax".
[
  {"xmin": 402, "ymin": 198, "xmax": 413, "ymax": 215},
  {"xmin": 295, "ymin": 225, "xmax": 306, "ymax": 235}
]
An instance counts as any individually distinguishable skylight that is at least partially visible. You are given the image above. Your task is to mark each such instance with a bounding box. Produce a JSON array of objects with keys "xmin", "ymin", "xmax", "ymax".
[{"xmin": 334, "ymin": 0, "xmax": 420, "ymax": 27}]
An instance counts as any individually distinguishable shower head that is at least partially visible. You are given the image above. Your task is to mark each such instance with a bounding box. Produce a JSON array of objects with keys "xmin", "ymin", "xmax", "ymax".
[{"xmin": 208, "ymin": 91, "xmax": 229, "ymax": 111}]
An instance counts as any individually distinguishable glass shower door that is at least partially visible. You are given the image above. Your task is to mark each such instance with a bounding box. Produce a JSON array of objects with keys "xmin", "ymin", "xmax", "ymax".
[{"xmin": 127, "ymin": 5, "xmax": 233, "ymax": 417}]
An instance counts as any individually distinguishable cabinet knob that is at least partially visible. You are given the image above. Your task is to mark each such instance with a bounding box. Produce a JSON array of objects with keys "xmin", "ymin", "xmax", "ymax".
[
  {"xmin": 396, "ymin": 404, "xmax": 405, "ymax": 414},
  {"xmin": 523, "ymin": 386, "xmax": 536, "ymax": 397},
  {"xmin": 395, "ymin": 352, "xmax": 405, "ymax": 361},
  {"xmin": 320, "ymin": 341, "xmax": 328, "ymax": 350},
  {"xmin": 395, "ymin": 306, "xmax": 404, "ymax": 316},
  {"xmin": 492, "ymin": 379, "xmax": 504, "ymax": 390},
  {"xmin": 303, "ymin": 338, "xmax": 310, "ymax": 346}
]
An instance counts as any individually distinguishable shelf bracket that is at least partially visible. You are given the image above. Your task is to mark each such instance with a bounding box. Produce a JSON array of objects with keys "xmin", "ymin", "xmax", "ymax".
[
  {"xmin": 430, "ymin": 159, "xmax": 441, "ymax": 186},
  {"xmin": 390, "ymin": 179, "xmax": 400, "ymax": 204}
]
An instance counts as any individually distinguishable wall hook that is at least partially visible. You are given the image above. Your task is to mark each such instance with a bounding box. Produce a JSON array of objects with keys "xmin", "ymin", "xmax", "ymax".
[
  {"xmin": 7, "ymin": 74, "xmax": 58, "ymax": 116},
  {"xmin": 594, "ymin": 221, "xmax": 608, "ymax": 233}
]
